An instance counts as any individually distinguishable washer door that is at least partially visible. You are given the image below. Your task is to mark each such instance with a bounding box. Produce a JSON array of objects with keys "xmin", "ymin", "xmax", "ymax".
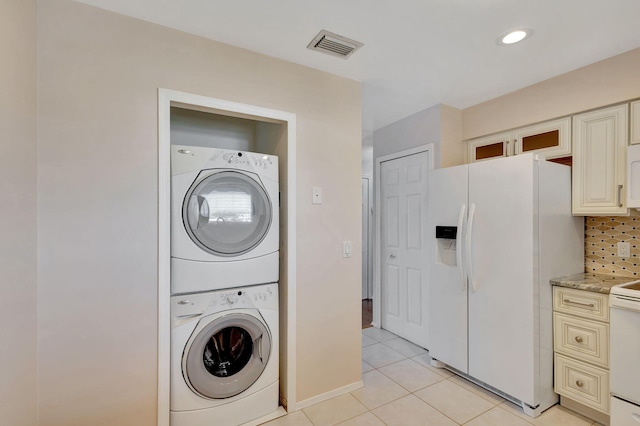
[
  {"xmin": 184, "ymin": 313, "xmax": 271, "ymax": 399},
  {"xmin": 183, "ymin": 170, "xmax": 272, "ymax": 257}
]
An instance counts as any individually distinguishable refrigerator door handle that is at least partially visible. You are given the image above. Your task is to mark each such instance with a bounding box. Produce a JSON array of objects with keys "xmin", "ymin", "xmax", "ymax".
[
  {"xmin": 456, "ymin": 204, "xmax": 466, "ymax": 291},
  {"xmin": 466, "ymin": 203, "xmax": 476, "ymax": 292}
]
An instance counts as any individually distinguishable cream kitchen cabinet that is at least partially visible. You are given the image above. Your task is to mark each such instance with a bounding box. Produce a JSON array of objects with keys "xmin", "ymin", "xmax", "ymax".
[
  {"xmin": 467, "ymin": 132, "xmax": 512, "ymax": 162},
  {"xmin": 631, "ymin": 100, "xmax": 640, "ymax": 145},
  {"xmin": 572, "ymin": 104, "xmax": 628, "ymax": 216},
  {"xmin": 553, "ymin": 287, "xmax": 610, "ymax": 424},
  {"xmin": 467, "ymin": 117, "xmax": 571, "ymax": 163}
]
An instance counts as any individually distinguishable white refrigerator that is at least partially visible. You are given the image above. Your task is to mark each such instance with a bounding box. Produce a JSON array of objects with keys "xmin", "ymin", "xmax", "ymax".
[{"xmin": 428, "ymin": 153, "xmax": 584, "ymax": 416}]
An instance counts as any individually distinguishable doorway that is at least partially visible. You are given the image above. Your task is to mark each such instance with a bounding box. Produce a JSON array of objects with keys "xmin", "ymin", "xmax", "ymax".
[
  {"xmin": 362, "ymin": 177, "xmax": 371, "ymax": 300},
  {"xmin": 373, "ymin": 145, "xmax": 433, "ymax": 348},
  {"xmin": 362, "ymin": 177, "xmax": 373, "ymax": 329}
]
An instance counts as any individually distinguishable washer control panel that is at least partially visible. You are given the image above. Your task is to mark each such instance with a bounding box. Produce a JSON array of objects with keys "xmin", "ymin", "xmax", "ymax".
[
  {"xmin": 210, "ymin": 285, "xmax": 276, "ymax": 308},
  {"xmin": 209, "ymin": 290, "xmax": 246, "ymax": 308},
  {"xmin": 171, "ymin": 283, "xmax": 278, "ymax": 320},
  {"xmin": 171, "ymin": 295, "xmax": 210, "ymax": 318}
]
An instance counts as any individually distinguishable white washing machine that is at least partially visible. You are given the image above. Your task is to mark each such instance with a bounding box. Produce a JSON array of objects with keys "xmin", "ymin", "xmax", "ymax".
[
  {"xmin": 171, "ymin": 283, "xmax": 279, "ymax": 426},
  {"xmin": 171, "ymin": 145, "xmax": 279, "ymax": 294}
]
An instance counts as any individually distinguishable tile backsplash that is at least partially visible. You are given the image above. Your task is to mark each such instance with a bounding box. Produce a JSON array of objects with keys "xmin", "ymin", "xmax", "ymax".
[{"xmin": 585, "ymin": 216, "xmax": 640, "ymax": 277}]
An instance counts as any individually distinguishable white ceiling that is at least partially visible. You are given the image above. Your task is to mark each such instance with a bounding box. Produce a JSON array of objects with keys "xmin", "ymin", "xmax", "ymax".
[{"xmin": 76, "ymin": 0, "xmax": 640, "ymax": 131}]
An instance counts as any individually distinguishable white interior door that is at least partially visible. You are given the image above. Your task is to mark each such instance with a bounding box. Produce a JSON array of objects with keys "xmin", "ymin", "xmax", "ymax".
[
  {"xmin": 380, "ymin": 151, "xmax": 429, "ymax": 348},
  {"xmin": 362, "ymin": 178, "xmax": 370, "ymax": 300}
]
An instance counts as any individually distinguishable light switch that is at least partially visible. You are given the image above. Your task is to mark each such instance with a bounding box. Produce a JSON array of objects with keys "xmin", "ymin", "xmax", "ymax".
[
  {"xmin": 312, "ymin": 187, "xmax": 322, "ymax": 204},
  {"xmin": 343, "ymin": 241, "xmax": 352, "ymax": 258}
]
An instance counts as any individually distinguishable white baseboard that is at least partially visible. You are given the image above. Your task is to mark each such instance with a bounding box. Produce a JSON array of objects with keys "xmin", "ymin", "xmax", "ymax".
[{"xmin": 294, "ymin": 381, "xmax": 364, "ymax": 410}]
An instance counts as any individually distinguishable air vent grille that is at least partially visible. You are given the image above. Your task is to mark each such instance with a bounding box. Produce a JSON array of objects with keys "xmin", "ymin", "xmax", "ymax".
[{"xmin": 307, "ymin": 30, "xmax": 363, "ymax": 59}]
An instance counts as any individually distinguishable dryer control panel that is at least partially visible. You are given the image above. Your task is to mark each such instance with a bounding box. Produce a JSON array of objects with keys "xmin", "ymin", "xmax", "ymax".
[
  {"xmin": 218, "ymin": 151, "xmax": 252, "ymax": 167},
  {"xmin": 171, "ymin": 145, "xmax": 279, "ymax": 182},
  {"xmin": 207, "ymin": 149, "xmax": 278, "ymax": 180}
]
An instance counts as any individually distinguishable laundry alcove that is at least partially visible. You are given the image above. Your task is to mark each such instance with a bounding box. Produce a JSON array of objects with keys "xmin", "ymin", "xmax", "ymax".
[{"xmin": 158, "ymin": 89, "xmax": 297, "ymax": 425}]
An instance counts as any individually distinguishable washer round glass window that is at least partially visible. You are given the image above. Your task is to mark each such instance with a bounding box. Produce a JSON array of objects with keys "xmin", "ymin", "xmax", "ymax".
[
  {"xmin": 183, "ymin": 171, "xmax": 272, "ymax": 256},
  {"xmin": 184, "ymin": 313, "xmax": 271, "ymax": 399}
]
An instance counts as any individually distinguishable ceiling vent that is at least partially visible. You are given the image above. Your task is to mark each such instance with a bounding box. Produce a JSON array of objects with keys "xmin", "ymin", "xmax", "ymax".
[{"xmin": 307, "ymin": 30, "xmax": 363, "ymax": 59}]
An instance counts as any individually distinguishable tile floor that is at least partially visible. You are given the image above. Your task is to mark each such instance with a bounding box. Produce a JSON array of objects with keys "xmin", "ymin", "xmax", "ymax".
[{"xmin": 262, "ymin": 328, "xmax": 603, "ymax": 426}]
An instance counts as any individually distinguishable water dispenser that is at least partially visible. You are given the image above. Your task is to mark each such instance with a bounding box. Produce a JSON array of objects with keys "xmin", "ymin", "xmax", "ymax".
[{"xmin": 435, "ymin": 226, "xmax": 457, "ymax": 267}]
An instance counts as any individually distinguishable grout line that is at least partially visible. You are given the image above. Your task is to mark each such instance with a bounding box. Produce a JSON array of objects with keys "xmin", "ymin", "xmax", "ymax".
[
  {"xmin": 360, "ymin": 331, "xmax": 594, "ymax": 426},
  {"xmin": 367, "ymin": 410, "xmax": 389, "ymax": 426},
  {"xmin": 370, "ymin": 362, "xmax": 465, "ymax": 425},
  {"xmin": 366, "ymin": 343, "xmax": 506, "ymax": 426},
  {"xmin": 411, "ymin": 391, "xmax": 464, "ymax": 425}
]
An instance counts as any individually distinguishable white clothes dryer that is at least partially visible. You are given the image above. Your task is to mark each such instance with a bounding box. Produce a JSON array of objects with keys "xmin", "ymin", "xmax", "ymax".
[
  {"xmin": 170, "ymin": 283, "xmax": 279, "ymax": 426},
  {"xmin": 171, "ymin": 145, "xmax": 279, "ymax": 294}
]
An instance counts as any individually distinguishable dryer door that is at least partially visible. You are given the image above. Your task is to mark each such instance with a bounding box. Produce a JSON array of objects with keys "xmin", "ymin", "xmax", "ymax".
[
  {"xmin": 184, "ymin": 313, "xmax": 271, "ymax": 399},
  {"xmin": 183, "ymin": 170, "xmax": 272, "ymax": 257}
]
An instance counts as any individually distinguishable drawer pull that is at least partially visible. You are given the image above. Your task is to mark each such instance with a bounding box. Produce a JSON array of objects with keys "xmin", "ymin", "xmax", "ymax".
[
  {"xmin": 576, "ymin": 380, "xmax": 584, "ymax": 388},
  {"xmin": 574, "ymin": 336, "xmax": 584, "ymax": 343},
  {"xmin": 563, "ymin": 299, "xmax": 595, "ymax": 308}
]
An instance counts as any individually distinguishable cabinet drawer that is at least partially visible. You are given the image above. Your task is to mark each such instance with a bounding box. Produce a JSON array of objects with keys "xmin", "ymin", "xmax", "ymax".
[
  {"xmin": 554, "ymin": 312, "xmax": 609, "ymax": 367},
  {"xmin": 555, "ymin": 354, "xmax": 609, "ymax": 414},
  {"xmin": 553, "ymin": 287, "xmax": 609, "ymax": 322}
]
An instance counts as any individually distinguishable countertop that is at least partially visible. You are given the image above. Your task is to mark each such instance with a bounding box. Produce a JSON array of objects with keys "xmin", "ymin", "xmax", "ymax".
[{"xmin": 550, "ymin": 272, "xmax": 639, "ymax": 294}]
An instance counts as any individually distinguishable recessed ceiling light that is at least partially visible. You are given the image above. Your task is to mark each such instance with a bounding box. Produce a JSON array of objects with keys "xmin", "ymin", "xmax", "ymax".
[{"xmin": 498, "ymin": 29, "xmax": 532, "ymax": 46}]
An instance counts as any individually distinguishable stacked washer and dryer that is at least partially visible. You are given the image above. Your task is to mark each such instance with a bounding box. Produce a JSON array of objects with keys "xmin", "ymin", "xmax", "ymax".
[{"xmin": 170, "ymin": 145, "xmax": 280, "ymax": 426}]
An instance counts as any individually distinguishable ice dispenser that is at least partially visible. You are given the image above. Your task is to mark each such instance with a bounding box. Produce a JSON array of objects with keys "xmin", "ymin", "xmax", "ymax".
[{"xmin": 435, "ymin": 226, "xmax": 457, "ymax": 266}]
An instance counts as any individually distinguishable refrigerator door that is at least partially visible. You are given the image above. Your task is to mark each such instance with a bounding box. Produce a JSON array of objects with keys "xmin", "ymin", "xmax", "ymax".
[
  {"xmin": 428, "ymin": 164, "xmax": 469, "ymax": 373},
  {"xmin": 467, "ymin": 154, "xmax": 537, "ymax": 406}
]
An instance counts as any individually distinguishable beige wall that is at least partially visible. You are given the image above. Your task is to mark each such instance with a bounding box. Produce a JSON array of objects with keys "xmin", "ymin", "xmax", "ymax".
[
  {"xmin": 37, "ymin": 1, "xmax": 362, "ymax": 424},
  {"xmin": 440, "ymin": 105, "xmax": 464, "ymax": 168},
  {"xmin": 373, "ymin": 104, "xmax": 442, "ymax": 164},
  {"xmin": 0, "ymin": 0, "xmax": 38, "ymax": 424},
  {"xmin": 373, "ymin": 104, "xmax": 465, "ymax": 169},
  {"xmin": 463, "ymin": 48, "xmax": 640, "ymax": 140},
  {"xmin": 372, "ymin": 48, "xmax": 640, "ymax": 166}
]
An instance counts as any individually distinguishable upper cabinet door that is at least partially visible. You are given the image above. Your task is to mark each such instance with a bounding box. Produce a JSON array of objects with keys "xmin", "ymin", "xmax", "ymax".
[
  {"xmin": 513, "ymin": 117, "xmax": 571, "ymax": 159},
  {"xmin": 467, "ymin": 118, "xmax": 572, "ymax": 164},
  {"xmin": 631, "ymin": 100, "xmax": 640, "ymax": 145},
  {"xmin": 467, "ymin": 132, "xmax": 512, "ymax": 163},
  {"xmin": 572, "ymin": 104, "xmax": 628, "ymax": 216}
]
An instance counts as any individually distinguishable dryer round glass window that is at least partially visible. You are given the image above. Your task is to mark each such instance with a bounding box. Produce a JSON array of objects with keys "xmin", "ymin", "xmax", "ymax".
[
  {"xmin": 184, "ymin": 313, "xmax": 272, "ymax": 399},
  {"xmin": 183, "ymin": 171, "xmax": 272, "ymax": 256}
]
